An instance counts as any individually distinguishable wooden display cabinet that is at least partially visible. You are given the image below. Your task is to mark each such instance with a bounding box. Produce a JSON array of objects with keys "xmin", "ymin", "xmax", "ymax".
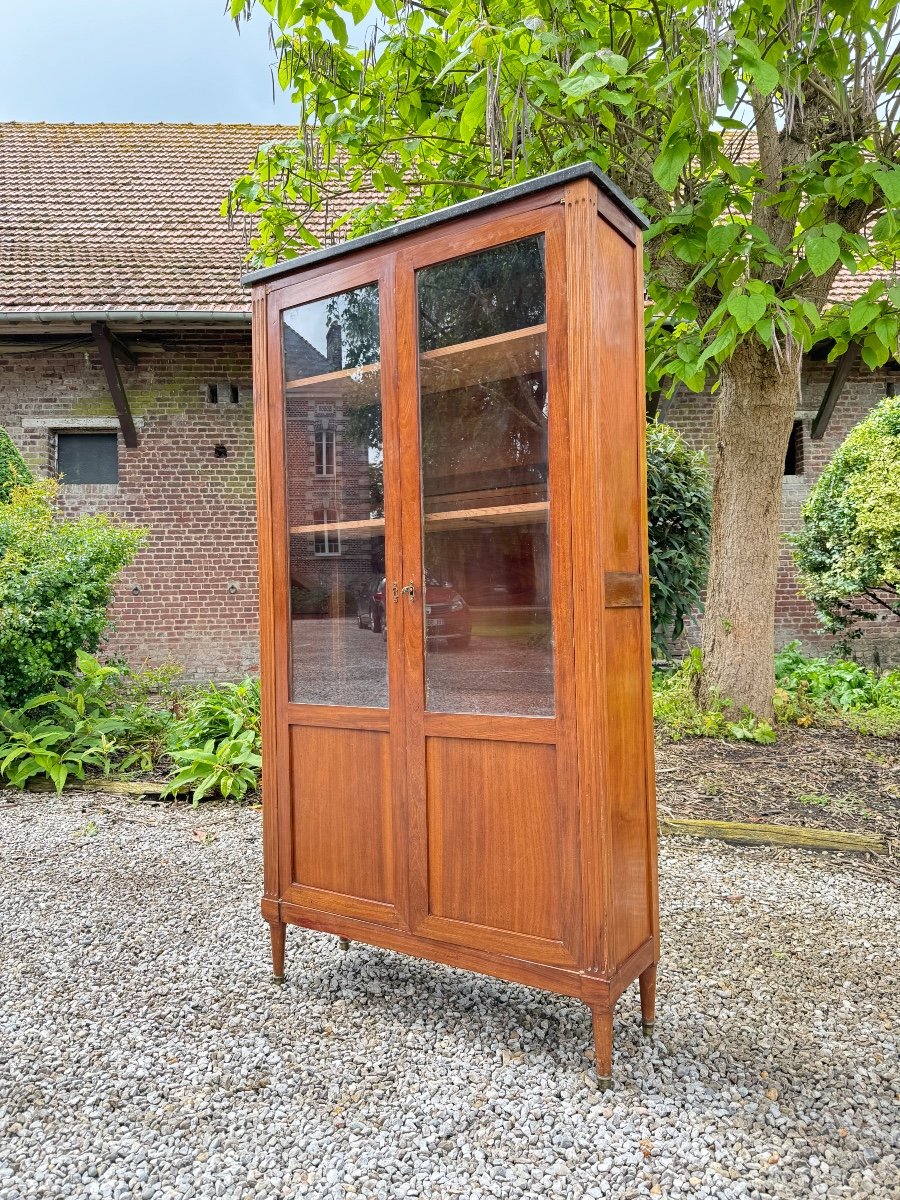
[{"xmin": 245, "ymin": 163, "xmax": 658, "ymax": 1087}]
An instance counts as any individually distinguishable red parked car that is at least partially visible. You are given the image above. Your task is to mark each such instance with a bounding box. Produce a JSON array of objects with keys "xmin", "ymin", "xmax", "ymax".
[{"xmin": 359, "ymin": 574, "xmax": 471, "ymax": 647}]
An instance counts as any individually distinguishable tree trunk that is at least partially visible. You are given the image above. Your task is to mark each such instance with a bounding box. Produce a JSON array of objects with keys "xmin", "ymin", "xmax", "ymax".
[{"xmin": 697, "ymin": 340, "xmax": 800, "ymax": 719}]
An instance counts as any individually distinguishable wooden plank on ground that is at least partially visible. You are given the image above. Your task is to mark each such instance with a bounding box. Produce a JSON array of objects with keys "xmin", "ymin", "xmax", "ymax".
[
  {"xmin": 25, "ymin": 778, "xmax": 185, "ymax": 797},
  {"xmin": 660, "ymin": 817, "xmax": 887, "ymax": 855}
]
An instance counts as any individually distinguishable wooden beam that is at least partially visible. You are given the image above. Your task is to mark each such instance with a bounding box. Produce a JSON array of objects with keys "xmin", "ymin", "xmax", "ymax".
[
  {"xmin": 90, "ymin": 322, "xmax": 138, "ymax": 447},
  {"xmin": 811, "ymin": 342, "xmax": 860, "ymax": 441},
  {"xmin": 659, "ymin": 817, "xmax": 886, "ymax": 855},
  {"xmin": 656, "ymin": 380, "xmax": 683, "ymax": 425},
  {"xmin": 109, "ymin": 331, "xmax": 137, "ymax": 368}
]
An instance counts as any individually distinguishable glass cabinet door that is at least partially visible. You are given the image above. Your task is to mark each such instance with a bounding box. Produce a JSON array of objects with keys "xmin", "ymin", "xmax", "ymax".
[
  {"xmin": 282, "ymin": 282, "xmax": 389, "ymax": 708},
  {"xmin": 415, "ymin": 235, "xmax": 554, "ymax": 717}
]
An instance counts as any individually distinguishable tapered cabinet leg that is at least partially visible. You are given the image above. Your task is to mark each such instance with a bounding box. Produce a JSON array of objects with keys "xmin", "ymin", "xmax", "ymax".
[
  {"xmin": 591, "ymin": 1007, "xmax": 614, "ymax": 1090},
  {"xmin": 269, "ymin": 920, "xmax": 286, "ymax": 984},
  {"xmin": 639, "ymin": 963, "xmax": 657, "ymax": 1037}
]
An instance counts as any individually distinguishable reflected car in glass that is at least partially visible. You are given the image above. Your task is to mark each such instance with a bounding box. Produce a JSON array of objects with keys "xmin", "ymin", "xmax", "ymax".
[
  {"xmin": 356, "ymin": 574, "xmax": 388, "ymax": 633},
  {"xmin": 423, "ymin": 574, "xmax": 472, "ymax": 648},
  {"xmin": 370, "ymin": 574, "xmax": 472, "ymax": 648}
]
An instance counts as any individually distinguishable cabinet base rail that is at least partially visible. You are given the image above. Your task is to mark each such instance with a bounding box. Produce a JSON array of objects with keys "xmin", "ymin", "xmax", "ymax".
[{"xmin": 264, "ymin": 898, "xmax": 657, "ymax": 1087}]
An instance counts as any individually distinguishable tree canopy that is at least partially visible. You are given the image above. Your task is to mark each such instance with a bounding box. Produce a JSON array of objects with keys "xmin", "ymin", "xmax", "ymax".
[{"xmin": 229, "ymin": 0, "xmax": 900, "ymax": 388}]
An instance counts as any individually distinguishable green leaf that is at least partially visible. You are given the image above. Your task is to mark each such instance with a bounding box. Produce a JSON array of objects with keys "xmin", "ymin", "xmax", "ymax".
[
  {"xmin": 750, "ymin": 59, "xmax": 779, "ymax": 95},
  {"xmin": 459, "ymin": 84, "xmax": 487, "ymax": 141},
  {"xmin": 560, "ymin": 72, "xmax": 608, "ymax": 98},
  {"xmin": 848, "ymin": 300, "xmax": 880, "ymax": 335},
  {"xmin": 874, "ymin": 169, "xmax": 900, "ymax": 205},
  {"xmin": 727, "ymin": 293, "xmax": 767, "ymax": 333},
  {"xmin": 707, "ymin": 223, "xmax": 742, "ymax": 256},
  {"xmin": 652, "ymin": 138, "xmax": 690, "ymax": 192},
  {"xmin": 805, "ymin": 233, "xmax": 841, "ymax": 277}
]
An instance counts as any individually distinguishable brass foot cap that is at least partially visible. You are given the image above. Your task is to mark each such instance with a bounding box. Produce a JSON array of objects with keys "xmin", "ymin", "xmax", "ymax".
[
  {"xmin": 597, "ymin": 1076, "xmax": 613, "ymax": 1092},
  {"xmin": 338, "ymin": 937, "xmax": 351, "ymax": 952},
  {"xmin": 273, "ymin": 974, "xmax": 285, "ymax": 985},
  {"xmin": 642, "ymin": 1021, "xmax": 655, "ymax": 1038}
]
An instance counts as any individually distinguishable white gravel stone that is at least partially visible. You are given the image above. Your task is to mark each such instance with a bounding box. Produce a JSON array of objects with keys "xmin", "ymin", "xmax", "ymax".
[{"xmin": 0, "ymin": 790, "xmax": 897, "ymax": 1200}]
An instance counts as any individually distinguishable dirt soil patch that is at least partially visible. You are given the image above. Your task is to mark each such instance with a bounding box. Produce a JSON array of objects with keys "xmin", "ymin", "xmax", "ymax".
[{"xmin": 656, "ymin": 725, "xmax": 900, "ymax": 844}]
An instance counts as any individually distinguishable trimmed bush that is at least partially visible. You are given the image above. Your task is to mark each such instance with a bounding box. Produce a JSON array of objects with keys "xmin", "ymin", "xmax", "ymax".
[
  {"xmin": 646, "ymin": 421, "xmax": 711, "ymax": 658},
  {"xmin": 793, "ymin": 395, "xmax": 900, "ymax": 644},
  {"xmin": 0, "ymin": 481, "xmax": 145, "ymax": 707},
  {"xmin": 0, "ymin": 426, "xmax": 33, "ymax": 503}
]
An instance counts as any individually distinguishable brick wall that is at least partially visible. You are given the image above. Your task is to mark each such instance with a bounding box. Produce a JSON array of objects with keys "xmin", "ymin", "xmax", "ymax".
[
  {"xmin": 666, "ymin": 359, "xmax": 900, "ymax": 665},
  {"xmin": 3, "ymin": 330, "xmax": 897, "ymax": 681},
  {"xmin": 0, "ymin": 331, "xmax": 260, "ymax": 680}
]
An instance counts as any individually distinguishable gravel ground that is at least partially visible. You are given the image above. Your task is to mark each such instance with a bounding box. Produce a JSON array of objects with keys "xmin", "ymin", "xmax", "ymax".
[{"xmin": 1, "ymin": 791, "xmax": 897, "ymax": 1200}]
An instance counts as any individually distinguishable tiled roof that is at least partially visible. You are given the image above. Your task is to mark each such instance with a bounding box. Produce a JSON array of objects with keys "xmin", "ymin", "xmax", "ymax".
[
  {"xmin": 0, "ymin": 123, "xmax": 886, "ymax": 318},
  {"xmin": 0, "ymin": 123, "xmax": 299, "ymax": 315}
]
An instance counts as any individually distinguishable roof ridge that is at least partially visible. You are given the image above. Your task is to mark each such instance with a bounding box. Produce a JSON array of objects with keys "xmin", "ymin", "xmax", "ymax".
[{"xmin": 0, "ymin": 120, "xmax": 295, "ymax": 130}]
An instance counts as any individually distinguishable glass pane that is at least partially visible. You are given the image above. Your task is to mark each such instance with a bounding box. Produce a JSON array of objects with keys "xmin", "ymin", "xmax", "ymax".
[
  {"xmin": 283, "ymin": 283, "xmax": 387, "ymax": 707},
  {"xmin": 57, "ymin": 433, "xmax": 119, "ymax": 484},
  {"xmin": 416, "ymin": 235, "xmax": 554, "ymax": 717}
]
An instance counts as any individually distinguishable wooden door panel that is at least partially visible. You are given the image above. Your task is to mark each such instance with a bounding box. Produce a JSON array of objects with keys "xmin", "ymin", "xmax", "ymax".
[
  {"xmin": 421, "ymin": 737, "xmax": 573, "ymax": 960},
  {"xmin": 285, "ymin": 725, "xmax": 396, "ymax": 922}
]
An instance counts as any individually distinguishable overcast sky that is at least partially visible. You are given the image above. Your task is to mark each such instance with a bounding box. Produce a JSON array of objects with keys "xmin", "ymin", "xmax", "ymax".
[{"xmin": 0, "ymin": 0, "xmax": 299, "ymax": 124}]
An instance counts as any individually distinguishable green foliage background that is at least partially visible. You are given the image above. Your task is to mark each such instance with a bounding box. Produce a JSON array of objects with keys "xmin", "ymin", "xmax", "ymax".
[
  {"xmin": 646, "ymin": 422, "xmax": 710, "ymax": 657},
  {"xmin": 0, "ymin": 426, "xmax": 33, "ymax": 503},
  {"xmin": 793, "ymin": 395, "xmax": 900, "ymax": 643},
  {"xmin": 0, "ymin": 482, "xmax": 145, "ymax": 707}
]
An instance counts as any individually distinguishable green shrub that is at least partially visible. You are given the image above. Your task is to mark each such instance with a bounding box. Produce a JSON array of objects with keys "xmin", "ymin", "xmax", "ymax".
[
  {"xmin": 0, "ymin": 655, "xmax": 262, "ymax": 798},
  {"xmin": 164, "ymin": 678, "xmax": 261, "ymax": 803},
  {"xmin": 0, "ymin": 427, "xmax": 33, "ymax": 503},
  {"xmin": 646, "ymin": 421, "xmax": 711, "ymax": 659},
  {"xmin": 653, "ymin": 650, "xmax": 776, "ymax": 743},
  {"xmin": 0, "ymin": 651, "xmax": 136, "ymax": 791},
  {"xmin": 0, "ymin": 481, "xmax": 145, "ymax": 707},
  {"xmin": 773, "ymin": 641, "xmax": 900, "ymax": 736},
  {"xmin": 793, "ymin": 395, "xmax": 900, "ymax": 644}
]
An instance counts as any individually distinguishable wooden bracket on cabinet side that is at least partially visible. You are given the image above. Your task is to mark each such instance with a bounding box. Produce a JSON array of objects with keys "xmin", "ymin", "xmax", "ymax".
[{"xmin": 604, "ymin": 572, "xmax": 644, "ymax": 607}]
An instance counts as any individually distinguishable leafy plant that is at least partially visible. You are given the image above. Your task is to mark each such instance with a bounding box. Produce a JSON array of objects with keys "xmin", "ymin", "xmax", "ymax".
[
  {"xmin": 646, "ymin": 421, "xmax": 710, "ymax": 658},
  {"xmin": 0, "ymin": 427, "xmax": 33, "ymax": 504},
  {"xmin": 0, "ymin": 481, "xmax": 145, "ymax": 707},
  {"xmin": 793, "ymin": 395, "xmax": 900, "ymax": 645},
  {"xmin": 0, "ymin": 652, "xmax": 132, "ymax": 791},
  {"xmin": 164, "ymin": 678, "xmax": 262, "ymax": 802},
  {"xmin": 653, "ymin": 650, "xmax": 777, "ymax": 743},
  {"xmin": 773, "ymin": 640, "xmax": 900, "ymax": 736},
  {"xmin": 165, "ymin": 729, "xmax": 262, "ymax": 804}
]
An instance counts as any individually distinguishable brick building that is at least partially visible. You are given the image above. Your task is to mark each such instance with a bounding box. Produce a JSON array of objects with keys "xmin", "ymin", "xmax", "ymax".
[{"xmin": 0, "ymin": 122, "xmax": 896, "ymax": 679}]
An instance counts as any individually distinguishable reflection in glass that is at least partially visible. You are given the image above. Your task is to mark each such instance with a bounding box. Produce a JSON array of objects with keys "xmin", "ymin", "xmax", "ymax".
[
  {"xmin": 417, "ymin": 235, "xmax": 554, "ymax": 717},
  {"xmin": 283, "ymin": 284, "xmax": 388, "ymax": 707}
]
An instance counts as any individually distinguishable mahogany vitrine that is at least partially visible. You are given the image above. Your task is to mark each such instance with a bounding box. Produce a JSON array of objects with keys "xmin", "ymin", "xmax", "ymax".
[{"xmin": 244, "ymin": 163, "xmax": 658, "ymax": 1086}]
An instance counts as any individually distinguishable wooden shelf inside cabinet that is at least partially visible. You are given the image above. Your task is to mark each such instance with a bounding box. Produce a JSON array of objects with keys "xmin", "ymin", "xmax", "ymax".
[
  {"xmin": 282, "ymin": 324, "xmax": 546, "ymax": 403},
  {"xmin": 285, "ymin": 360, "xmax": 381, "ymax": 403},
  {"xmin": 420, "ymin": 324, "xmax": 546, "ymax": 394},
  {"xmin": 289, "ymin": 501, "xmax": 550, "ymax": 539},
  {"xmin": 423, "ymin": 500, "xmax": 549, "ymax": 531},
  {"xmin": 290, "ymin": 515, "xmax": 386, "ymax": 537}
]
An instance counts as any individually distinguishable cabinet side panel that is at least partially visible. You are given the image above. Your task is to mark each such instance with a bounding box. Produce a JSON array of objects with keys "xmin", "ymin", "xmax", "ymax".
[
  {"xmin": 252, "ymin": 288, "xmax": 280, "ymax": 903},
  {"xmin": 604, "ymin": 608, "xmax": 653, "ymax": 961},
  {"xmin": 595, "ymin": 216, "xmax": 658, "ymax": 967}
]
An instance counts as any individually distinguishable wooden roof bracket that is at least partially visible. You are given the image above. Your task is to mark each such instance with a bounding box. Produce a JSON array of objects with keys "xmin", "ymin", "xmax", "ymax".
[
  {"xmin": 91, "ymin": 321, "xmax": 138, "ymax": 448},
  {"xmin": 811, "ymin": 342, "xmax": 860, "ymax": 441}
]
